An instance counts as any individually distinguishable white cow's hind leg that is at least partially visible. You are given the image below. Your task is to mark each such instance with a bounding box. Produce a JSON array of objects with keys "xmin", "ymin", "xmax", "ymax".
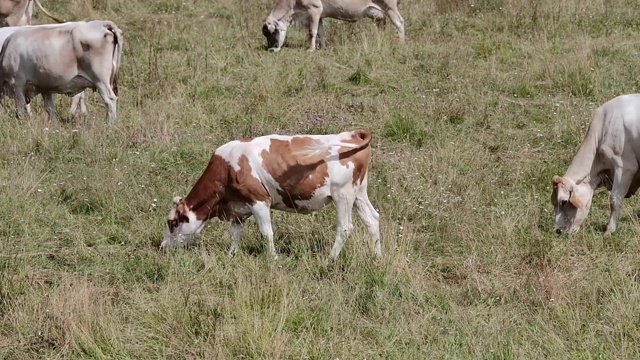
[
  {"xmin": 251, "ymin": 201, "xmax": 278, "ymax": 259},
  {"xmin": 606, "ymin": 166, "xmax": 637, "ymax": 235},
  {"xmin": 329, "ymin": 187, "xmax": 357, "ymax": 259},
  {"xmin": 42, "ymin": 92, "xmax": 59, "ymax": 122},
  {"xmin": 355, "ymin": 181, "xmax": 381, "ymax": 257},
  {"xmin": 96, "ymin": 83, "xmax": 117, "ymax": 124},
  {"xmin": 70, "ymin": 91, "xmax": 88, "ymax": 116},
  {"xmin": 228, "ymin": 220, "xmax": 245, "ymax": 257}
]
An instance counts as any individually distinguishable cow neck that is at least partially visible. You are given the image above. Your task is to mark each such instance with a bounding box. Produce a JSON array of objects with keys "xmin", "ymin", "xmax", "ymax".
[
  {"xmin": 270, "ymin": 0, "xmax": 295, "ymax": 21},
  {"xmin": 184, "ymin": 156, "xmax": 228, "ymax": 221},
  {"xmin": 564, "ymin": 135, "xmax": 602, "ymax": 190}
]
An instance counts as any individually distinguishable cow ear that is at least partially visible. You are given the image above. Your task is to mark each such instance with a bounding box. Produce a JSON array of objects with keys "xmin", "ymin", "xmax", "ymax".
[
  {"xmin": 172, "ymin": 196, "xmax": 183, "ymax": 206},
  {"xmin": 569, "ymin": 191, "xmax": 584, "ymax": 208},
  {"xmin": 552, "ymin": 176, "xmax": 563, "ymax": 185}
]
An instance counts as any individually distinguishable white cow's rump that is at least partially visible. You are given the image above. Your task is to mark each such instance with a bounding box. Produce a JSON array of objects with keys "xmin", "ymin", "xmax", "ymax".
[
  {"xmin": 161, "ymin": 129, "xmax": 381, "ymax": 260},
  {"xmin": 262, "ymin": 0, "xmax": 404, "ymax": 52},
  {"xmin": 552, "ymin": 94, "xmax": 640, "ymax": 235},
  {"xmin": 0, "ymin": 20, "xmax": 123, "ymax": 123}
]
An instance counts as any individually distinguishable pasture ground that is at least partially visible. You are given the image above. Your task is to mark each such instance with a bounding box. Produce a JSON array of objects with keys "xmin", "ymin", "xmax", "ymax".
[{"xmin": 2, "ymin": 0, "xmax": 640, "ymax": 358}]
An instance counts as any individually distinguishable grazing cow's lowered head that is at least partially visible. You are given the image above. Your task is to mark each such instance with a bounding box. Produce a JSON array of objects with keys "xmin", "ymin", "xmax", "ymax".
[
  {"xmin": 262, "ymin": 16, "xmax": 289, "ymax": 52},
  {"xmin": 162, "ymin": 195, "xmax": 206, "ymax": 249},
  {"xmin": 551, "ymin": 175, "xmax": 594, "ymax": 234}
]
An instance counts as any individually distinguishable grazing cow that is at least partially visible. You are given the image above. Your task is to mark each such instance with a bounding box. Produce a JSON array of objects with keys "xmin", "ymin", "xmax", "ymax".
[
  {"xmin": 161, "ymin": 129, "xmax": 381, "ymax": 260},
  {"xmin": 0, "ymin": 0, "xmax": 64, "ymax": 27},
  {"xmin": 552, "ymin": 94, "xmax": 640, "ymax": 235},
  {"xmin": 0, "ymin": 20, "xmax": 123, "ymax": 123},
  {"xmin": 0, "ymin": 24, "xmax": 88, "ymax": 117},
  {"xmin": 262, "ymin": 0, "xmax": 404, "ymax": 52}
]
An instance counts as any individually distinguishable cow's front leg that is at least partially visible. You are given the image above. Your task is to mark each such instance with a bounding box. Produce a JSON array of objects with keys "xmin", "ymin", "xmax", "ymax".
[
  {"xmin": 317, "ymin": 18, "xmax": 327, "ymax": 49},
  {"xmin": 250, "ymin": 201, "xmax": 278, "ymax": 259},
  {"xmin": 13, "ymin": 86, "xmax": 27, "ymax": 120},
  {"xmin": 606, "ymin": 167, "xmax": 637, "ymax": 235},
  {"xmin": 228, "ymin": 220, "xmax": 245, "ymax": 257},
  {"xmin": 42, "ymin": 92, "xmax": 59, "ymax": 122},
  {"xmin": 384, "ymin": 7, "xmax": 405, "ymax": 43},
  {"xmin": 306, "ymin": 5, "xmax": 323, "ymax": 51}
]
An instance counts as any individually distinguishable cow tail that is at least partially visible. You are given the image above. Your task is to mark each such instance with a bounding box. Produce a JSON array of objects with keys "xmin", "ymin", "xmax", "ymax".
[
  {"xmin": 106, "ymin": 22, "xmax": 123, "ymax": 97},
  {"xmin": 33, "ymin": 0, "xmax": 65, "ymax": 23},
  {"xmin": 295, "ymin": 129, "xmax": 373, "ymax": 158},
  {"xmin": 0, "ymin": 33, "xmax": 13, "ymax": 84}
]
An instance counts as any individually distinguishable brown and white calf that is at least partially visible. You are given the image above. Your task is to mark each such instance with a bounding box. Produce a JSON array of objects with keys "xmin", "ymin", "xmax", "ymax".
[{"xmin": 161, "ymin": 129, "xmax": 381, "ymax": 259}]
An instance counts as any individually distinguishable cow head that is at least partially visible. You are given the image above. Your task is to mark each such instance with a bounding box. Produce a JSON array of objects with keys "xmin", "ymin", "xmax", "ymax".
[
  {"xmin": 262, "ymin": 17, "xmax": 289, "ymax": 52},
  {"xmin": 160, "ymin": 196, "xmax": 206, "ymax": 250},
  {"xmin": 551, "ymin": 175, "xmax": 594, "ymax": 234}
]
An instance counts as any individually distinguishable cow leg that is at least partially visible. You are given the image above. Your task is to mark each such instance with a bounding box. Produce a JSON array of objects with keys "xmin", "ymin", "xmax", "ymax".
[
  {"xmin": 13, "ymin": 86, "xmax": 28, "ymax": 120},
  {"xmin": 329, "ymin": 188, "xmax": 357, "ymax": 260},
  {"xmin": 251, "ymin": 201, "xmax": 278, "ymax": 259},
  {"xmin": 96, "ymin": 83, "xmax": 117, "ymax": 124},
  {"xmin": 354, "ymin": 179, "xmax": 381, "ymax": 257},
  {"xmin": 228, "ymin": 220, "xmax": 245, "ymax": 257},
  {"xmin": 384, "ymin": 6, "xmax": 405, "ymax": 43},
  {"xmin": 606, "ymin": 166, "xmax": 637, "ymax": 235},
  {"xmin": 42, "ymin": 92, "xmax": 59, "ymax": 122},
  {"xmin": 317, "ymin": 18, "xmax": 327, "ymax": 49},
  {"xmin": 306, "ymin": 4, "xmax": 323, "ymax": 51},
  {"xmin": 70, "ymin": 91, "xmax": 88, "ymax": 116}
]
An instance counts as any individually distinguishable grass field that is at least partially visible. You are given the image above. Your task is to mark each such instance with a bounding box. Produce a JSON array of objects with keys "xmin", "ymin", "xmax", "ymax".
[{"xmin": 2, "ymin": 0, "xmax": 640, "ymax": 358}]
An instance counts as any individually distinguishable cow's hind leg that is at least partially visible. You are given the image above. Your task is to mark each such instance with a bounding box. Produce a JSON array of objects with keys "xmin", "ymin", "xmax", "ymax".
[
  {"xmin": 70, "ymin": 91, "xmax": 88, "ymax": 117},
  {"xmin": 354, "ymin": 179, "xmax": 381, "ymax": 257},
  {"xmin": 96, "ymin": 83, "xmax": 117, "ymax": 124},
  {"xmin": 251, "ymin": 201, "xmax": 278, "ymax": 259},
  {"xmin": 606, "ymin": 165, "xmax": 638, "ymax": 235},
  {"xmin": 42, "ymin": 92, "xmax": 59, "ymax": 122},
  {"xmin": 329, "ymin": 187, "xmax": 357, "ymax": 260}
]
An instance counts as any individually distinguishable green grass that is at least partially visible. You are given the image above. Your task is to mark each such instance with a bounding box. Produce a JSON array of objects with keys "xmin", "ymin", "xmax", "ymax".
[{"xmin": 2, "ymin": 0, "xmax": 640, "ymax": 358}]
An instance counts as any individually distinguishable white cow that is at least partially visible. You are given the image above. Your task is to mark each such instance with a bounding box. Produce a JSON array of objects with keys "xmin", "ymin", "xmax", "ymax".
[
  {"xmin": 262, "ymin": 0, "xmax": 404, "ymax": 52},
  {"xmin": 161, "ymin": 129, "xmax": 381, "ymax": 260},
  {"xmin": 552, "ymin": 94, "xmax": 640, "ymax": 235},
  {"xmin": 0, "ymin": 0, "xmax": 64, "ymax": 27},
  {"xmin": 0, "ymin": 24, "xmax": 88, "ymax": 117},
  {"xmin": 0, "ymin": 20, "xmax": 123, "ymax": 123}
]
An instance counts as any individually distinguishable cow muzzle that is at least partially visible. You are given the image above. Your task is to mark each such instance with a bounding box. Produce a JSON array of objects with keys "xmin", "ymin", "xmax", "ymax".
[{"xmin": 268, "ymin": 47, "xmax": 281, "ymax": 53}]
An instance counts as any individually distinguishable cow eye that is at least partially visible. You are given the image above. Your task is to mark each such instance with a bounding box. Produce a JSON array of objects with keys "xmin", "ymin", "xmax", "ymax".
[{"xmin": 167, "ymin": 219, "xmax": 179, "ymax": 232}]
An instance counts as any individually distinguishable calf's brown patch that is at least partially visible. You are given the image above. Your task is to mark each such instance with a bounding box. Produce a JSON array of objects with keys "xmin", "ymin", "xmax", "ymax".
[{"xmin": 261, "ymin": 138, "xmax": 329, "ymax": 210}]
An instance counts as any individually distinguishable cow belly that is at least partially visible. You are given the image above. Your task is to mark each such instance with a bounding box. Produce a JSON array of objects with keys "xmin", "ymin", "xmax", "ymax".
[
  {"xmin": 322, "ymin": 2, "xmax": 382, "ymax": 21},
  {"xmin": 271, "ymin": 185, "xmax": 332, "ymax": 214},
  {"xmin": 28, "ymin": 75, "xmax": 93, "ymax": 95}
]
